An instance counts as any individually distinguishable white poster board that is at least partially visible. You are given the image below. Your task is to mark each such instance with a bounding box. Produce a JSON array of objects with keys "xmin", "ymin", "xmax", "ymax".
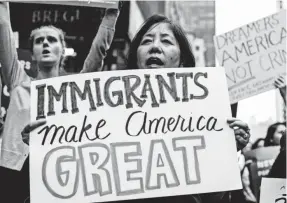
[
  {"xmin": 7, "ymin": 0, "xmax": 118, "ymax": 8},
  {"xmin": 260, "ymin": 178, "xmax": 286, "ymax": 203},
  {"xmin": 30, "ymin": 68, "xmax": 241, "ymax": 203},
  {"xmin": 214, "ymin": 10, "xmax": 286, "ymax": 104}
]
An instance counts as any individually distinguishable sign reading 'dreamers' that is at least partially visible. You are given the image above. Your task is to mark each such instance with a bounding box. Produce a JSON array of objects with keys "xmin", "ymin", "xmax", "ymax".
[
  {"xmin": 214, "ymin": 10, "xmax": 286, "ymax": 104},
  {"xmin": 30, "ymin": 68, "xmax": 241, "ymax": 203},
  {"xmin": 260, "ymin": 178, "xmax": 286, "ymax": 203},
  {"xmin": 7, "ymin": 0, "xmax": 118, "ymax": 8}
]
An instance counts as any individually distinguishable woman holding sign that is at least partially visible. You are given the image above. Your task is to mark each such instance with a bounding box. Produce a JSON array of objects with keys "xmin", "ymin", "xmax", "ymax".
[
  {"xmin": 0, "ymin": 2, "xmax": 120, "ymax": 202},
  {"xmin": 124, "ymin": 14, "xmax": 251, "ymax": 203},
  {"xmin": 127, "ymin": 14, "xmax": 250, "ymax": 150}
]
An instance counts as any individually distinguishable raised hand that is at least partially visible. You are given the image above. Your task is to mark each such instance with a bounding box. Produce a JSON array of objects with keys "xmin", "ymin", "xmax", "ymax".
[
  {"xmin": 105, "ymin": 1, "xmax": 123, "ymax": 17},
  {"xmin": 274, "ymin": 74, "xmax": 286, "ymax": 105}
]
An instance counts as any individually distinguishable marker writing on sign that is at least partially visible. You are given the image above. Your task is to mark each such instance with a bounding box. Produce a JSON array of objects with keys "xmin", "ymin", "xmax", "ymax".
[
  {"xmin": 41, "ymin": 136, "xmax": 205, "ymax": 199},
  {"xmin": 35, "ymin": 72, "xmax": 209, "ymax": 120},
  {"xmin": 37, "ymin": 112, "xmax": 222, "ymax": 145},
  {"xmin": 38, "ymin": 115, "xmax": 111, "ymax": 145}
]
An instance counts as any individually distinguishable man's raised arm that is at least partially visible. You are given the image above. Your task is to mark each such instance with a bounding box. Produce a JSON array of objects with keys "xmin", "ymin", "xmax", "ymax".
[
  {"xmin": 80, "ymin": 7, "xmax": 120, "ymax": 73},
  {"xmin": 0, "ymin": 2, "xmax": 26, "ymax": 91}
]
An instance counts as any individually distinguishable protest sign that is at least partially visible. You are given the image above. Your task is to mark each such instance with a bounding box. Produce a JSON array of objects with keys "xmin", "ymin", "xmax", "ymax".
[
  {"xmin": 244, "ymin": 146, "xmax": 280, "ymax": 200},
  {"xmin": 30, "ymin": 68, "xmax": 241, "ymax": 202},
  {"xmin": 7, "ymin": 0, "xmax": 118, "ymax": 8},
  {"xmin": 214, "ymin": 10, "xmax": 286, "ymax": 104},
  {"xmin": 260, "ymin": 178, "xmax": 286, "ymax": 203}
]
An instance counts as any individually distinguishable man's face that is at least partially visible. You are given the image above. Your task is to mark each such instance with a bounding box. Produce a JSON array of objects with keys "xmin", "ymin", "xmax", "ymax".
[{"xmin": 32, "ymin": 27, "xmax": 64, "ymax": 67}]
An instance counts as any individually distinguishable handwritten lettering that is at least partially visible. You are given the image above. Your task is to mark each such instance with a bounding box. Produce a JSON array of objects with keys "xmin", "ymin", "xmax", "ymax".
[
  {"xmin": 42, "ymin": 136, "xmax": 205, "ymax": 198},
  {"xmin": 35, "ymin": 72, "xmax": 209, "ymax": 120}
]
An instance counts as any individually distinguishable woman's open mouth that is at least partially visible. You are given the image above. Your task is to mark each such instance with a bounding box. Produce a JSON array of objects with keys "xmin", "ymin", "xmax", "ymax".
[
  {"xmin": 42, "ymin": 50, "xmax": 51, "ymax": 55},
  {"xmin": 146, "ymin": 57, "xmax": 164, "ymax": 67}
]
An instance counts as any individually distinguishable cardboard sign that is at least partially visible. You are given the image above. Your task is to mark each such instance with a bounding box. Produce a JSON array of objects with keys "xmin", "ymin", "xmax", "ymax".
[
  {"xmin": 260, "ymin": 178, "xmax": 286, "ymax": 203},
  {"xmin": 30, "ymin": 68, "xmax": 241, "ymax": 203},
  {"xmin": 7, "ymin": 0, "xmax": 118, "ymax": 8},
  {"xmin": 214, "ymin": 10, "xmax": 286, "ymax": 104}
]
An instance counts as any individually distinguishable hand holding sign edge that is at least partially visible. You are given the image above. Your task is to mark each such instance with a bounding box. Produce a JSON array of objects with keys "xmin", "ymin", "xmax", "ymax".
[
  {"xmin": 22, "ymin": 119, "xmax": 47, "ymax": 145},
  {"xmin": 227, "ymin": 118, "xmax": 251, "ymax": 151}
]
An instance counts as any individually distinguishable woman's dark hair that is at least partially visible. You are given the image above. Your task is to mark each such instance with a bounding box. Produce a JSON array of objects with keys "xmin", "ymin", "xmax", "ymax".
[
  {"xmin": 127, "ymin": 14, "xmax": 195, "ymax": 69},
  {"xmin": 264, "ymin": 122, "xmax": 286, "ymax": 147},
  {"xmin": 251, "ymin": 138, "xmax": 265, "ymax": 150}
]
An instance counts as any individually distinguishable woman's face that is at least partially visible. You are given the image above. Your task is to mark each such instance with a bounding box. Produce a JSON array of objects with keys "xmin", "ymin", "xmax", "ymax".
[
  {"xmin": 137, "ymin": 23, "xmax": 181, "ymax": 69},
  {"xmin": 32, "ymin": 27, "xmax": 64, "ymax": 67},
  {"xmin": 273, "ymin": 124, "xmax": 286, "ymax": 145}
]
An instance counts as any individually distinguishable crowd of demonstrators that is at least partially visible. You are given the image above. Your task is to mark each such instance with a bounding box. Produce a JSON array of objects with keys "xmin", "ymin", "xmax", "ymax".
[
  {"xmin": 0, "ymin": 2, "xmax": 285, "ymax": 203},
  {"xmin": 0, "ymin": 2, "xmax": 120, "ymax": 202},
  {"xmin": 240, "ymin": 77, "xmax": 286, "ymax": 203},
  {"xmin": 241, "ymin": 124, "xmax": 286, "ymax": 203}
]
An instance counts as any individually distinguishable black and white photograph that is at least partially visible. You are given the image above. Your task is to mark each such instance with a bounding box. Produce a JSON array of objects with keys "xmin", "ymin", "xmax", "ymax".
[{"xmin": 0, "ymin": 1, "xmax": 285, "ymax": 203}]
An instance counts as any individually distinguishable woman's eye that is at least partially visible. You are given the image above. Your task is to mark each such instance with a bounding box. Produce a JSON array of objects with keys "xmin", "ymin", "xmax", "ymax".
[
  {"xmin": 141, "ymin": 39, "xmax": 152, "ymax": 45},
  {"xmin": 162, "ymin": 39, "xmax": 172, "ymax": 44}
]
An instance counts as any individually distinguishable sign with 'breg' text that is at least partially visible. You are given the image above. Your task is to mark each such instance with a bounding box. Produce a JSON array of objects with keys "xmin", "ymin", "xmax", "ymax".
[
  {"xmin": 8, "ymin": 0, "xmax": 118, "ymax": 8},
  {"xmin": 214, "ymin": 10, "xmax": 286, "ymax": 104},
  {"xmin": 30, "ymin": 68, "xmax": 241, "ymax": 203}
]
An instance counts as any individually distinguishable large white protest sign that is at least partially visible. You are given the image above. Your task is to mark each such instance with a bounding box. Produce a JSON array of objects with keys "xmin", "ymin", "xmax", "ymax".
[
  {"xmin": 214, "ymin": 10, "xmax": 286, "ymax": 104},
  {"xmin": 260, "ymin": 178, "xmax": 286, "ymax": 203},
  {"xmin": 30, "ymin": 68, "xmax": 241, "ymax": 203},
  {"xmin": 7, "ymin": 0, "xmax": 118, "ymax": 8}
]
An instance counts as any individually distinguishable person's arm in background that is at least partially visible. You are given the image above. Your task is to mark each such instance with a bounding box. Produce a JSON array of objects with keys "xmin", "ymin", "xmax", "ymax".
[
  {"xmin": 274, "ymin": 74, "xmax": 286, "ymax": 105},
  {"xmin": 80, "ymin": 5, "xmax": 120, "ymax": 73},
  {"xmin": 0, "ymin": 2, "xmax": 26, "ymax": 92}
]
